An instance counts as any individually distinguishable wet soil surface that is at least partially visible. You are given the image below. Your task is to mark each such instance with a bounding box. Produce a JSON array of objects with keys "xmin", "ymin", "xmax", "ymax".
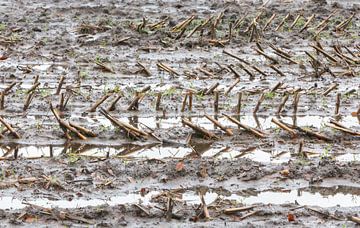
[{"xmin": 0, "ymin": 0, "xmax": 360, "ymax": 227}]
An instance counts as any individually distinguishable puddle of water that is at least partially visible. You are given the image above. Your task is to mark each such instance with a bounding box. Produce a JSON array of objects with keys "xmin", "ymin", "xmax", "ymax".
[
  {"xmin": 1, "ymin": 143, "xmax": 358, "ymax": 163},
  {"xmin": 1, "ymin": 186, "xmax": 358, "ymax": 210},
  {"xmin": 177, "ymin": 187, "xmax": 360, "ymax": 208},
  {"xmin": 76, "ymin": 114, "xmax": 359, "ymax": 132},
  {"xmin": 0, "ymin": 191, "xmax": 159, "ymax": 210}
]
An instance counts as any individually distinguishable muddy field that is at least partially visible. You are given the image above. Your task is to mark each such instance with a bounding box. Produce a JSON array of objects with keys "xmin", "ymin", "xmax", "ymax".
[{"xmin": 0, "ymin": 0, "xmax": 360, "ymax": 227}]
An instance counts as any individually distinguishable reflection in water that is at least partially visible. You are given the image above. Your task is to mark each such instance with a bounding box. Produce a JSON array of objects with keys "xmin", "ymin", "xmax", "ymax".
[
  {"xmin": 74, "ymin": 114, "xmax": 360, "ymax": 131},
  {"xmin": 0, "ymin": 186, "xmax": 359, "ymax": 210},
  {"xmin": 0, "ymin": 142, "xmax": 358, "ymax": 163}
]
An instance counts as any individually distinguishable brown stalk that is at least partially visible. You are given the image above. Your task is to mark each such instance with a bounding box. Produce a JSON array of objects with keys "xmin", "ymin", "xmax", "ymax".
[
  {"xmin": 205, "ymin": 114, "xmax": 233, "ymax": 136},
  {"xmin": 283, "ymin": 122, "xmax": 332, "ymax": 141},
  {"xmin": 255, "ymin": 48, "xmax": 278, "ymax": 64},
  {"xmin": 236, "ymin": 92, "xmax": 242, "ymax": 114},
  {"xmin": 50, "ymin": 103, "xmax": 87, "ymax": 140},
  {"xmin": 270, "ymin": 65, "xmax": 285, "ymax": 76},
  {"xmin": 225, "ymin": 78, "xmax": 240, "ymax": 95},
  {"xmin": 23, "ymin": 92, "xmax": 35, "ymax": 111},
  {"xmin": 335, "ymin": 13, "xmax": 355, "ymax": 31},
  {"xmin": 277, "ymin": 94, "xmax": 289, "ymax": 114},
  {"xmin": 69, "ymin": 121, "xmax": 97, "ymax": 137},
  {"xmin": 89, "ymin": 93, "xmax": 112, "ymax": 112},
  {"xmin": 348, "ymin": 216, "xmax": 360, "ymax": 225},
  {"xmin": 214, "ymin": 91, "xmax": 219, "ymax": 113},
  {"xmin": 335, "ymin": 93, "xmax": 341, "ymax": 115},
  {"xmin": 293, "ymin": 92, "xmax": 300, "ymax": 115},
  {"xmin": 253, "ymin": 93, "xmax": 265, "ymax": 114},
  {"xmin": 239, "ymin": 211, "xmax": 259, "ymax": 221},
  {"xmin": 182, "ymin": 118, "xmax": 218, "ymax": 139},
  {"xmin": 200, "ymin": 194, "xmax": 210, "ymax": 220},
  {"xmin": 224, "ymin": 206, "xmax": 256, "ymax": 214},
  {"xmin": 310, "ymin": 45, "xmax": 338, "ymax": 63},
  {"xmin": 223, "ymin": 113, "xmax": 266, "ymax": 138},
  {"xmin": 315, "ymin": 10, "xmax": 337, "ymax": 29},
  {"xmin": 205, "ymin": 82, "xmax": 219, "ymax": 95},
  {"xmin": 95, "ymin": 61, "xmax": 115, "ymax": 73},
  {"xmin": 100, "ymin": 108, "xmax": 148, "ymax": 139},
  {"xmin": 271, "ymin": 82, "xmax": 283, "ymax": 93},
  {"xmin": 289, "ymin": 14, "xmax": 302, "ymax": 29},
  {"xmin": 26, "ymin": 82, "xmax": 40, "ymax": 94},
  {"xmin": 299, "ymin": 14, "xmax": 315, "ymax": 32},
  {"xmin": 171, "ymin": 15, "xmax": 195, "ymax": 33},
  {"xmin": 188, "ymin": 92, "xmax": 193, "ymax": 111},
  {"xmin": 157, "ymin": 62, "xmax": 180, "ymax": 75},
  {"xmin": 322, "ymin": 83, "xmax": 338, "ymax": 96},
  {"xmin": 326, "ymin": 120, "xmax": 360, "ymax": 136},
  {"xmin": 0, "ymin": 92, "xmax": 4, "ymax": 110},
  {"xmin": 262, "ymin": 13, "xmax": 276, "ymax": 31},
  {"xmin": 136, "ymin": 61, "xmax": 151, "ymax": 76},
  {"xmin": 155, "ymin": 93, "xmax": 162, "ymax": 111},
  {"xmin": 0, "ymin": 116, "xmax": 21, "ymax": 139},
  {"xmin": 3, "ymin": 82, "xmax": 16, "ymax": 94},
  {"xmin": 56, "ymin": 76, "xmax": 65, "ymax": 95},
  {"xmin": 181, "ymin": 93, "xmax": 188, "ymax": 112},
  {"xmin": 199, "ymin": 68, "xmax": 216, "ymax": 78},
  {"xmin": 269, "ymin": 43, "xmax": 292, "ymax": 58},
  {"xmin": 275, "ymin": 13, "xmax": 290, "ymax": 31},
  {"xmin": 228, "ymin": 65, "xmax": 242, "ymax": 78},
  {"xmin": 271, "ymin": 117, "xmax": 297, "ymax": 137},
  {"xmin": 107, "ymin": 94, "xmax": 122, "ymax": 111},
  {"xmin": 223, "ymin": 50, "xmax": 250, "ymax": 65},
  {"xmin": 272, "ymin": 51, "xmax": 298, "ymax": 64},
  {"xmin": 187, "ymin": 16, "xmax": 213, "ymax": 38}
]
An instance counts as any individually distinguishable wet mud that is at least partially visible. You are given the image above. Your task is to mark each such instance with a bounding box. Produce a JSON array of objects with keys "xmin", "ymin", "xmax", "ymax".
[{"xmin": 0, "ymin": 0, "xmax": 360, "ymax": 227}]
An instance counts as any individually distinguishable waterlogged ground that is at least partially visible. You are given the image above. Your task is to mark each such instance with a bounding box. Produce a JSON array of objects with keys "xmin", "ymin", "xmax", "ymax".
[{"xmin": 0, "ymin": 0, "xmax": 360, "ymax": 227}]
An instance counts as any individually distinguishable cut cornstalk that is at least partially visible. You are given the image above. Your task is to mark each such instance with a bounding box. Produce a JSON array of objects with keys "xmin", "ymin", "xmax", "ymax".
[
  {"xmin": 182, "ymin": 118, "xmax": 218, "ymax": 139},
  {"xmin": 205, "ymin": 114, "xmax": 233, "ymax": 136},
  {"xmin": 223, "ymin": 113, "xmax": 266, "ymax": 138}
]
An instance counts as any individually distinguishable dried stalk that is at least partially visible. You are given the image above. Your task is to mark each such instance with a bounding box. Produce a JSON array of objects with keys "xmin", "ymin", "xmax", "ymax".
[
  {"xmin": 299, "ymin": 14, "xmax": 315, "ymax": 32},
  {"xmin": 50, "ymin": 103, "xmax": 87, "ymax": 140},
  {"xmin": 223, "ymin": 113, "xmax": 266, "ymax": 138},
  {"xmin": 255, "ymin": 48, "xmax": 278, "ymax": 64},
  {"xmin": 100, "ymin": 108, "xmax": 148, "ymax": 139},
  {"xmin": 155, "ymin": 93, "xmax": 162, "ymax": 111},
  {"xmin": 289, "ymin": 15, "xmax": 301, "ymax": 29},
  {"xmin": 89, "ymin": 93, "xmax": 111, "ymax": 112},
  {"xmin": 0, "ymin": 116, "xmax": 21, "ymax": 139},
  {"xmin": 107, "ymin": 94, "xmax": 122, "ymax": 111},
  {"xmin": 253, "ymin": 93, "xmax": 265, "ymax": 114},
  {"xmin": 270, "ymin": 65, "xmax": 285, "ymax": 76},
  {"xmin": 322, "ymin": 83, "xmax": 338, "ymax": 96},
  {"xmin": 182, "ymin": 118, "xmax": 218, "ymax": 139},
  {"xmin": 3, "ymin": 82, "xmax": 16, "ymax": 94},
  {"xmin": 205, "ymin": 114, "xmax": 233, "ymax": 136},
  {"xmin": 136, "ymin": 61, "xmax": 151, "ymax": 76},
  {"xmin": 262, "ymin": 13, "xmax": 276, "ymax": 31},
  {"xmin": 157, "ymin": 62, "xmax": 179, "ymax": 75},
  {"xmin": 69, "ymin": 121, "xmax": 97, "ymax": 137},
  {"xmin": 224, "ymin": 206, "xmax": 256, "ymax": 214},
  {"xmin": 271, "ymin": 117, "xmax": 297, "ymax": 137},
  {"xmin": 56, "ymin": 76, "xmax": 65, "ymax": 95},
  {"xmin": 181, "ymin": 93, "xmax": 188, "ymax": 112},
  {"xmin": 225, "ymin": 78, "xmax": 240, "ymax": 95},
  {"xmin": 335, "ymin": 93, "xmax": 341, "ymax": 115},
  {"xmin": 275, "ymin": 13, "xmax": 290, "ymax": 31},
  {"xmin": 236, "ymin": 92, "xmax": 242, "ymax": 114},
  {"xmin": 277, "ymin": 94, "xmax": 289, "ymax": 114},
  {"xmin": 214, "ymin": 91, "xmax": 219, "ymax": 113}
]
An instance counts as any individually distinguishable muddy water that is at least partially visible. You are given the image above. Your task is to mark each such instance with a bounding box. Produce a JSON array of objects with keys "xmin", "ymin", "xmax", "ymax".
[
  {"xmin": 1, "ymin": 186, "xmax": 358, "ymax": 210},
  {"xmin": 1, "ymin": 141, "xmax": 359, "ymax": 162}
]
